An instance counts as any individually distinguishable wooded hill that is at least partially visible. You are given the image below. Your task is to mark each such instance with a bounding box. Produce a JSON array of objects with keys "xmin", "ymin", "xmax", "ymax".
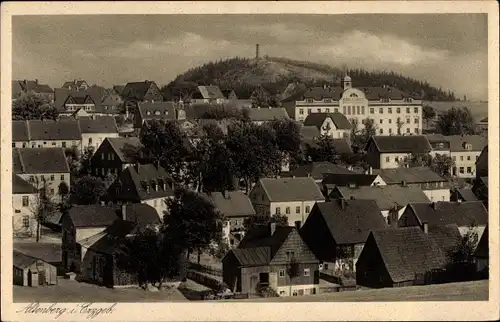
[{"xmin": 161, "ymin": 56, "xmax": 456, "ymax": 102}]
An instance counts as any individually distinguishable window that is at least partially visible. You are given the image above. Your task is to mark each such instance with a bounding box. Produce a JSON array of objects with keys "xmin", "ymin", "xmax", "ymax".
[
  {"xmin": 325, "ymin": 108, "xmax": 330, "ymax": 113},
  {"xmin": 299, "ymin": 109, "xmax": 304, "ymax": 115},
  {"xmin": 60, "ymin": 174, "xmax": 65, "ymax": 181},
  {"xmin": 154, "ymin": 199, "xmax": 157, "ymax": 207},
  {"xmin": 334, "ymin": 108, "xmax": 339, "ymax": 113},
  {"xmin": 386, "ymin": 156, "xmax": 390, "ymax": 163},
  {"xmin": 380, "ymin": 129, "xmax": 384, "ymax": 134},
  {"xmin": 286, "ymin": 207, "xmax": 290, "ymax": 214},
  {"xmin": 414, "ymin": 107, "xmax": 418, "ymax": 113},
  {"xmin": 343, "ymin": 106, "xmax": 346, "ymax": 114},
  {"xmin": 389, "ymin": 119, "xmax": 392, "ymax": 124},
  {"xmin": 296, "ymin": 206, "xmax": 300, "ymax": 214},
  {"xmin": 406, "ymin": 117, "xmax": 410, "ymax": 124},
  {"xmin": 379, "ymin": 107, "xmax": 383, "ymax": 114},
  {"xmin": 22, "ymin": 196, "xmax": 29, "ymax": 207},
  {"xmin": 12, "ymin": 142, "xmax": 15, "ymax": 147},
  {"xmin": 379, "ymin": 119, "xmax": 383, "ymax": 124},
  {"xmin": 357, "ymin": 106, "xmax": 360, "ymax": 114},
  {"xmin": 307, "ymin": 108, "xmax": 312, "ymax": 115},
  {"xmin": 89, "ymin": 137, "xmax": 93, "ymax": 144},
  {"xmin": 41, "ymin": 175, "xmax": 45, "ymax": 181},
  {"xmin": 22, "ymin": 143, "xmax": 27, "ymax": 148},
  {"xmin": 453, "ymin": 156, "xmax": 456, "ymax": 161},
  {"xmin": 396, "ymin": 108, "xmax": 400, "ymax": 114},
  {"xmin": 467, "ymin": 156, "xmax": 471, "ymax": 161},
  {"xmin": 347, "ymin": 106, "xmax": 351, "ymax": 115},
  {"xmin": 101, "ymin": 153, "xmax": 105, "ymax": 160},
  {"xmin": 29, "ymin": 175, "xmax": 34, "ymax": 182},
  {"xmin": 388, "ymin": 108, "xmax": 392, "ymax": 114},
  {"xmin": 460, "ymin": 156, "xmax": 464, "ymax": 161},
  {"xmin": 43, "ymin": 141, "xmax": 47, "ymax": 145},
  {"xmin": 415, "ymin": 128, "xmax": 419, "ymax": 134},
  {"xmin": 476, "ymin": 155, "xmax": 479, "ymax": 160},
  {"xmin": 467, "ymin": 167, "xmax": 472, "ymax": 173},
  {"xmin": 23, "ymin": 216, "xmax": 30, "ymax": 228},
  {"xmin": 279, "ymin": 269, "xmax": 285, "ymax": 277},
  {"xmin": 459, "ymin": 167, "xmax": 465, "ymax": 174},
  {"xmin": 406, "ymin": 107, "xmax": 410, "ymax": 113},
  {"xmin": 406, "ymin": 128, "xmax": 410, "ymax": 134},
  {"xmin": 305, "ymin": 205, "xmax": 311, "ymax": 213},
  {"xmin": 465, "ymin": 144, "xmax": 472, "ymax": 150},
  {"xmin": 389, "ymin": 129, "xmax": 392, "ymax": 134},
  {"xmin": 276, "ymin": 207, "xmax": 281, "ymax": 215},
  {"xmin": 62, "ymin": 142, "xmax": 66, "ymax": 148},
  {"xmin": 304, "ymin": 268, "xmax": 311, "ymax": 276},
  {"xmin": 361, "ymin": 106, "xmax": 365, "ymax": 114},
  {"xmin": 50, "ymin": 175, "xmax": 55, "ymax": 181},
  {"xmin": 146, "ymin": 111, "xmax": 151, "ymax": 115},
  {"xmin": 370, "ymin": 108, "xmax": 374, "ymax": 114},
  {"xmin": 395, "ymin": 156, "xmax": 398, "ymax": 162},
  {"xmin": 305, "ymin": 98, "xmax": 313, "ymax": 103}
]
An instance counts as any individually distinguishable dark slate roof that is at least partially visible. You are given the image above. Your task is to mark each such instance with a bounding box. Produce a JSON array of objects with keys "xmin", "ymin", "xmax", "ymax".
[
  {"xmin": 137, "ymin": 102, "xmax": 177, "ymax": 122},
  {"xmin": 14, "ymin": 148, "xmax": 70, "ymax": 174},
  {"xmin": 373, "ymin": 167, "xmax": 446, "ymax": 184},
  {"xmin": 230, "ymin": 247, "xmax": 271, "ymax": 266},
  {"xmin": 370, "ymin": 226, "xmax": 448, "ymax": 283},
  {"xmin": 301, "ymin": 86, "xmax": 344, "ymax": 100},
  {"xmin": 281, "ymin": 83, "xmax": 308, "ymax": 102},
  {"xmin": 314, "ymin": 199, "xmax": 387, "ymax": 244},
  {"xmin": 300, "ymin": 126, "xmax": 321, "ymax": 141},
  {"xmin": 425, "ymin": 134, "xmax": 447, "ymax": 142},
  {"xmin": 87, "ymin": 220, "xmax": 137, "ymax": 255},
  {"xmin": 13, "ymin": 250, "xmax": 39, "ymax": 269},
  {"xmin": 480, "ymin": 176, "xmax": 488, "ymax": 189},
  {"xmin": 407, "ymin": 201, "xmax": 488, "ymax": 227},
  {"xmin": 209, "ymin": 191, "xmax": 256, "ymax": 218},
  {"xmin": 27, "ymin": 119, "xmax": 82, "ymax": 140},
  {"xmin": 303, "ymin": 113, "xmax": 352, "ymax": 130},
  {"xmin": 68, "ymin": 205, "xmax": 119, "ymax": 228},
  {"xmin": 246, "ymin": 108, "xmax": 290, "ymax": 122},
  {"xmin": 113, "ymin": 85, "xmax": 125, "ymax": 95},
  {"xmin": 106, "ymin": 137, "xmax": 143, "ymax": 163},
  {"xmin": 12, "ymin": 121, "xmax": 30, "ymax": 142},
  {"xmin": 322, "ymin": 173, "xmax": 379, "ymax": 187},
  {"xmin": 54, "ymin": 87, "xmax": 103, "ymax": 113},
  {"xmin": 62, "ymin": 80, "xmax": 88, "ymax": 88},
  {"xmin": 335, "ymin": 185, "xmax": 430, "ymax": 211},
  {"xmin": 195, "ymin": 85, "xmax": 225, "ymax": 99},
  {"xmin": 474, "ymin": 225, "xmax": 488, "ymax": 258},
  {"xmin": 427, "ymin": 224, "xmax": 462, "ymax": 254},
  {"xmin": 360, "ymin": 86, "xmax": 422, "ymax": 100},
  {"xmin": 367, "ymin": 135, "xmax": 432, "ymax": 154},
  {"xmin": 290, "ymin": 162, "xmax": 354, "ymax": 180},
  {"xmin": 121, "ymin": 81, "xmax": 158, "ymax": 101},
  {"xmin": 445, "ymin": 135, "xmax": 487, "ymax": 152},
  {"xmin": 14, "ymin": 80, "xmax": 54, "ymax": 94},
  {"xmin": 12, "ymin": 174, "xmax": 37, "ymax": 194},
  {"xmin": 239, "ymin": 225, "xmax": 294, "ymax": 257},
  {"xmin": 303, "ymin": 138, "xmax": 354, "ymax": 155},
  {"xmin": 120, "ymin": 203, "xmax": 161, "ymax": 226},
  {"xmin": 455, "ymin": 188, "xmax": 479, "ymax": 201},
  {"xmin": 258, "ymin": 177, "xmax": 325, "ymax": 202},
  {"xmin": 78, "ymin": 116, "xmax": 118, "ymax": 133}
]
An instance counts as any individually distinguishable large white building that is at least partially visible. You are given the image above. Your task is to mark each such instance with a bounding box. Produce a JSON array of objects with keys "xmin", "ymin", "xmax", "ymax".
[{"xmin": 282, "ymin": 76, "xmax": 423, "ymax": 135}]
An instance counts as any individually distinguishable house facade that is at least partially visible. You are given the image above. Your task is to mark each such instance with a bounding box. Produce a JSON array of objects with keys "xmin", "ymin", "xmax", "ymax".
[
  {"xmin": 446, "ymin": 135, "xmax": 487, "ymax": 178},
  {"xmin": 90, "ymin": 137, "xmax": 144, "ymax": 178},
  {"xmin": 78, "ymin": 116, "xmax": 119, "ymax": 152},
  {"xmin": 222, "ymin": 225, "xmax": 320, "ymax": 296},
  {"xmin": 282, "ymin": 76, "xmax": 423, "ymax": 135},
  {"xmin": 190, "ymin": 85, "xmax": 226, "ymax": 105},
  {"xmin": 13, "ymin": 251, "xmax": 58, "ymax": 286},
  {"xmin": 12, "ymin": 174, "xmax": 38, "ymax": 237},
  {"xmin": 246, "ymin": 107, "xmax": 290, "ymax": 125},
  {"xmin": 426, "ymin": 134, "xmax": 451, "ymax": 157},
  {"xmin": 13, "ymin": 120, "xmax": 82, "ymax": 151},
  {"xmin": 302, "ymin": 112, "xmax": 352, "ymax": 139},
  {"xmin": 55, "ymin": 87, "xmax": 104, "ymax": 116},
  {"xmin": 61, "ymin": 79, "xmax": 90, "ymax": 91},
  {"xmin": 249, "ymin": 177, "xmax": 325, "ymax": 226},
  {"xmin": 12, "ymin": 79, "xmax": 54, "ymax": 101}
]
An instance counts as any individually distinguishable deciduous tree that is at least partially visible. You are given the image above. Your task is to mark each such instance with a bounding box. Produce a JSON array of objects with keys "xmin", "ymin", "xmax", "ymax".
[
  {"xmin": 422, "ymin": 105, "xmax": 436, "ymax": 129},
  {"xmin": 71, "ymin": 175, "xmax": 106, "ymax": 205},
  {"xmin": 12, "ymin": 93, "xmax": 58, "ymax": 121},
  {"xmin": 436, "ymin": 107, "xmax": 476, "ymax": 135}
]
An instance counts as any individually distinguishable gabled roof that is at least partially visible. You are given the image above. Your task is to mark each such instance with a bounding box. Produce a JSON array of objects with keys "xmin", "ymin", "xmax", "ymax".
[
  {"xmin": 120, "ymin": 203, "xmax": 161, "ymax": 226},
  {"xmin": 105, "ymin": 137, "xmax": 143, "ymax": 163},
  {"xmin": 303, "ymin": 138, "xmax": 354, "ymax": 155},
  {"xmin": 13, "ymin": 250, "xmax": 40, "ymax": 269},
  {"xmin": 455, "ymin": 188, "xmax": 478, "ymax": 201},
  {"xmin": 62, "ymin": 80, "xmax": 88, "ymax": 89},
  {"xmin": 301, "ymin": 86, "xmax": 344, "ymax": 100},
  {"xmin": 445, "ymin": 135, "xmax": 487, "ymax": 152},
  {"xmin": 476, "ymin": 145, "xmax": 488, "ymax": 166},
  {"xmin": 13, "ymin": 148, "xmax": 70, "ymax": 174},
  {"xmin": 67, "ymin": 205, "xmax": 118, "ymax": 228},
  {"xmin": 373, "ymin": 167, "xmax": 446, "ymax": 184},
  {"xmin": 209, "ymin": 191, "xmax": 256, "ymax": 218},
  {"xmin": 195, "ymin": 85, "xmax": 225, "ymax": 100},
  {"xmin": 220, "ymin": 89, "xmax": 237, "ymax": 99},
  {"xmin": 121, "ymin": 81, "xmax": 160, "ymax": 101},
  {"xmin": 290, "ymin": 162, "xmax": 354, "ymax": 180},
  {"xmin": 360, "ymin": 86, "xmax": 422, "ymax": 100},
  {"xmin": 246, "ymin": 108, "xmax": 290, "ymax": 122},
  {"xmin": 300, "ymin": 125, "xmax": 321, "ymax": 141},
  {"xmin": 27, "ymin": 119, "xmax": 82, "ymax": 140},
  {"xmin": 12, "ymin": 174, "xmax": 38, "ymax": 194},
  {"xmin": 230, "ymin": 247, "xmax": 271, "ymax": 266},
  {"xmin": 239, "ymin": 225, "xmax": 294, "ymax": 257},
  {"xmin": 101, "ymin": 92, "xmax": 123, "ymax": 106},
  {"xmin": 303, "ymin": 113, "xmax": 352, "ymax": 130},
  {"xmin": 334, "ymin": 185, "xmax": 430, "ymax": 211},
  {"xmin": 366, "ymin": 135, "xmax": 432, "ymax": 154},
  {"xmin": 78, "ymin": 116, "xmax": 118, "ymax": 134},
  {"xmin": 322, "ymin": 173, "xmax": 380, "ymax": 187},
  {"xmin": 137, "ymin": 102, "xmax": 177, "ymax": 122},
  {"xmin": 474, "ymin": 225, "xmax": 488, "ymax": 258},
  {"xmin": 54, "ymin": 87, "xmax": 102, "ymax": 112},
  {"xmin": 113, "ymin": 85, "xmax": 125, "ymax": 96},
  {"xmin": 14, "ymin": 80, "xmax": 54, "ymax": 94},
  {"xmin": 427, "ymin": 224, "xmax": 462, "ymax": 254},
  {"xmin": 369, "ymin": 226, "xmax": 448, "ymax": 283},
  {"xmin": 258, "ymin": 177, "xmax": 325, "ymax": 202},
  {"xmin": 407, "ymin": 201, "xmax": 488, "ymax": 227},
  {"xmin": 312, "ymin": 199, "xmax": 387, "ymax": 244},
  {"xmin": 12, "ymin": 120, "xmax": 30, "ymax": 142}
]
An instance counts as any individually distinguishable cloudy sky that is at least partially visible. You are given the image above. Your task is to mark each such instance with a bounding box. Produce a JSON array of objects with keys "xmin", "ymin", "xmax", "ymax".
[{"xmin": 13, "ymin": 14, "xmax": 487, "ymax": 100}]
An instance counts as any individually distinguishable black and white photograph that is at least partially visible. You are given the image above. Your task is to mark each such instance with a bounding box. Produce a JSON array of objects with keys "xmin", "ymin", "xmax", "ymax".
[{"xmin": 1, "ymin": 1, "xmax": 498, "ymax": 321}]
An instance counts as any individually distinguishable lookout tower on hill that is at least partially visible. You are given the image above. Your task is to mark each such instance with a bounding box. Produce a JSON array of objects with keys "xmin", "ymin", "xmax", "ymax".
[{"xmin": 255, "ymin": 44, "xmax": 260, "ymax": 59}]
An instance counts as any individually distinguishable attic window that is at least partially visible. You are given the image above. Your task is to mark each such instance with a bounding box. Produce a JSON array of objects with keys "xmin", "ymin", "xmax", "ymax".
[
  {"xmin": 155, "ymin": 110, "xmax": 160, "ymax": 116},
  {"xmin": 164, "ymin": 111, "xmax": 168, "ymax": 115},
  {"xmin": 465, "ymin": 143, "xmax": 472, "ymax": 150},
  {"xmin": 349, "ymin": 93, "xmax": 358, "ymax": 98},
  {"xmin": 146, "ymin": 111, "xmax": 151, "ymax": 115},
  {"xmin": 305, "ymin": 98, "xmax": 313, "ymax": 103}
]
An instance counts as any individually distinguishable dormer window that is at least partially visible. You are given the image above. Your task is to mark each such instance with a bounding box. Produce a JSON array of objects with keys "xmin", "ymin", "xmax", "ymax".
[
  {"xmin": 464, "ymin": 143, "xmax": 472, "ymax": 150},
  {"xmin": 155, "ymin": 110, "xmax": 160, "ymax": 116},
  {"xmin": 349, "ymin": 93, "xmax": 358, "ymax": 98},
  {"xmin": 324, "ymin": 98, "xmax": 332, "ymax": 103},
  {"xmin": 146, "ymin": 111, "xmax": 151, "ymax": 115},
  {"xmin": 305, "ymin": 98, "xmax": 313, "ymax": 103},
  {"xmin": 164, "ymin": 111, "xmax": 168, "ymax": 115}
]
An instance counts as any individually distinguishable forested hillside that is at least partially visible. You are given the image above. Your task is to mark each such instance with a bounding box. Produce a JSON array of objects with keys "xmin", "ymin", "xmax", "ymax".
[{"xmin": 161, "ymin": 56, "xmax": 456, "ymax": 101}]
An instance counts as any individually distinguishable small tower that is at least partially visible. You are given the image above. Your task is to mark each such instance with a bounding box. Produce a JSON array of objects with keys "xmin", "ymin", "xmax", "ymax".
[
  {"xmin": 256, "ymin": 44, "xmax": 260, "ymax": 59},
  {"xmin": 343, "ymin": 74, "xmax": 352, "ymax": 90}
]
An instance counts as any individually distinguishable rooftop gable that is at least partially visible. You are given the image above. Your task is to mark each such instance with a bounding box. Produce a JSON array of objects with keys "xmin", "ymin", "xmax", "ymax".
[
  {"xmin": 366, "ymin": 135, "xmax": 432, "ymax": 154},
  {"xmin": 14, "ymin": 148, "xmax": 70, "ymax": 174},
  {"xmin": 408, "ymin": 201, "xmax": 488, "ymax": 227},
  {"xmin": 258, "ymin": 177, "xmax": 324, "ymax": 202},
  {"xmin": 373, "ymin": 167, "xmax": 446, "ymax": 184}
]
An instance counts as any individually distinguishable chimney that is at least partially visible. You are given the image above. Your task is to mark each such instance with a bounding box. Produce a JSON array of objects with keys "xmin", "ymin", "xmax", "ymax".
[
  {"xmin": 401, "ymin": 180, "xmax": 407, "ymax": 187},
  {"xmin": 340, "ymin": 198, "xmax": 346, "ymax": 210},
  {"xmin": 74, "ymin": 79, "xmax": 77, "ymax": 85},
  {"xmin": 269, "ymin": 222, "xmax": 276, "ymax": 236},
  {"xmin": 256, "ymin": 44, "xmax": 260, "ymax": 59},
  {"xmin": 368, "ymin": 166, "xmax": 373, "ymax": 175},
  {"xmin": 431, "ymin": 202, "xmax": 437, "ymax": 210},
  {"xmin": 390, "ymin": 216, "xmax": 398, "ymax": 229},
  {"xmin": 423, "ymin": 222, "xmax": 429, "ymax": 234},
  {"xmin": 122, "ymin": 203, "xmax": 127, "ymax": 221},
  {"xmin": 223, "ymin": 190, "xmax": 229, "ymax": 199},
  {"xmin": 35, "ymin": 79, "xmax": 39, "ymax": 85},
  {"xmin": 294, "ymin": 220, "xmax": 301, "ymax": 230}
]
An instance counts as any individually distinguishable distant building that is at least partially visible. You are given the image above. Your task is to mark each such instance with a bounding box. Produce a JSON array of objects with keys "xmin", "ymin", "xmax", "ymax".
[
  {"xmin": 450, "ymin": 188, "xmax": 478, "ymax": 202},
  {"xmin": 245, "ymin": 107, "xmax": 290, "ymax": 125},
  {"xmin": 249, "ymin": 177, "xmax": 325, "ymax": 226},
  {"xmin": 78, "ymin": 116, "xmax": 119, "ymax": 152},
  {"xmin": 289, "ymin": 161, "xmax": 355, "ymax": 184},
  {"xmin": 281, "ymin": 76, "xmax": 423, "ymax": 135},
  {"xmin": 90, "ymin": 137, "xmax": 144, "ymax": 178},
  {"xmin": 101, "ymin": 92, "xmax": 123, "ymax": 114},
  {"xmin": 321, "ymin": 173, "xmax": 385, "ymax": 197},
  {"xmin": 61, "ymin": 79, "xmax": 90, "ymax": 91},
  {"xmin": 190, "ymin": 85, "xmax": 226, "ymax": 105},
  {"xmin": 446, "ymin": 135, "xmax": 487, "ymax": 178},
  {"xmin": 55, "ymin": 87, "xmax": 104, "ymax": 116},
  {"xmin": 475, "ymin": 145, "xmax": 488, "ymax": 179},
  {"xmin": 12, "ymin": 174, "xmax": 38, "ymax": 237},
  {"xmin": 302, "ymin": 112, "xmax": 352, "ymax": 139},
  {"xmin": 364, "ymin": 135, "xmax": 432, "ymax": 169},
  {"xmin": 12, "ymin": 120, "xmax": 81, "ymax": 150},
  {"xmin": 13, "ymin": 251, "xmax": 58, "ymax": 287},
  {"xmin": 12, "ymin": 79, "xmax": 54, "ymax": 101},
  {"xmin": 121, "ymin": 81, "xmax": 164, "ymax": 103},
  {"xmin": 222, "ymin": 224, "xmax": 320, "ymax": 296},
  {"xmin": 134, "ymin": 101, "xmax": 192, "ymax": 130},
  {"xmin": 426, "ymin": 134, "xmax": 451, "ymax": 157}
]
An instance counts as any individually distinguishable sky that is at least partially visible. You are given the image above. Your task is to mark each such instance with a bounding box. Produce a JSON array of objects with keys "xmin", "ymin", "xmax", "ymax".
[{"xmin": 13, "ymin": 14, "xmax": 488, "ymax": 100}]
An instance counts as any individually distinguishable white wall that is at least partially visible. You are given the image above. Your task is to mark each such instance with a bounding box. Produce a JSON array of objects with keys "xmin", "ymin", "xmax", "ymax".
[
  {"xmin": 451, "ymin": 151, "xmax": 482, "ymax": 178},
  {"xmin": 379, "ymin": 152, "xmax": 411, "ymax": 169},
  {"xmin": 12, "ymin": 193, "xmax": 38, "ymax": 236},
  {"xmin": 423, "ymin": 188, "xmax": 450, "ymax": 202},
  {"xmin": 270, "ymin": 200, "xmax": 325, "ymax": 226},
  {"xmin": 17, "ymin": 173, "xmax": 71, "ymax": 201},
  {"xmin": 82, "ymin": 132, "xmax": 119, "ymax": 152}
]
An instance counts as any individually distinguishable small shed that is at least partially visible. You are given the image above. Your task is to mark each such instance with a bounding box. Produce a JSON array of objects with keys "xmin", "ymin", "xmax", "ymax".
[{"xmin": 13, "ymin": 250, "xmax": 57, "ymax": 286}]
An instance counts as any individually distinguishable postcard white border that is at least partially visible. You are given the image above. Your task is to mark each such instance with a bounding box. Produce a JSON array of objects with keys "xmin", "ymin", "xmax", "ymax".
[{"xmin": 1, "ymin": 1, "xmax": 499, "ymax": 321}]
